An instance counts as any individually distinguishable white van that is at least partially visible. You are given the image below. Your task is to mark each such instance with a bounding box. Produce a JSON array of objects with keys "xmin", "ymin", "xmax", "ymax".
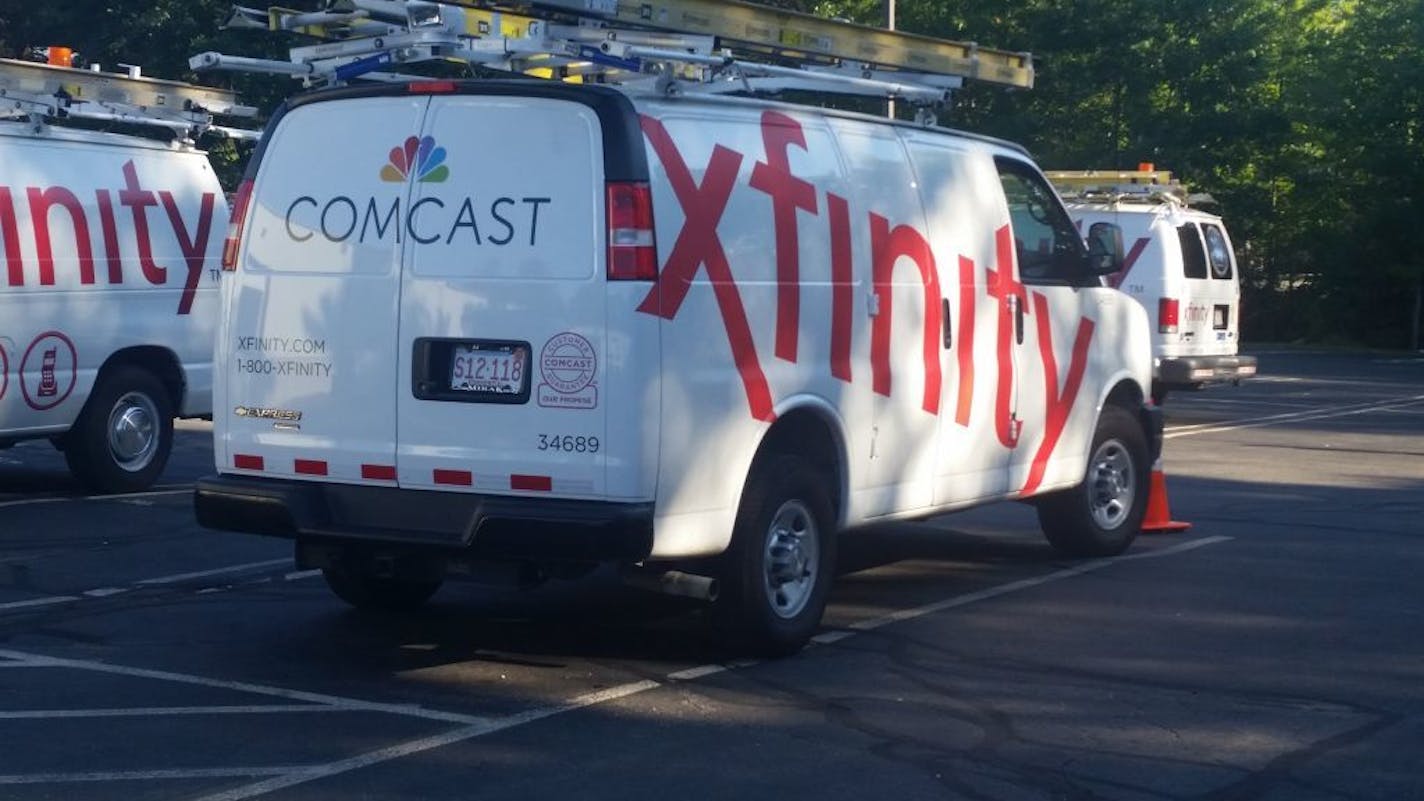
[
  {"xmin": 0, "ymin": 120, "xmax": 225, "ymax": 492},
  {"xmin": 1049, "ymin": 171, "xmax": 1257, "ymax": 401},
  {"xmin": 195, "ymin": 81, "xmax": 1159, "ymax": 654}
]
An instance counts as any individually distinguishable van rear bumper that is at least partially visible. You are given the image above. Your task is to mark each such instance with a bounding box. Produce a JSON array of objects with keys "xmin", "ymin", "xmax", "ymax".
[
  {"xmin": 194, "ymin": 475, "xmax": 654, "ymax": 562},
  {"xmin": 1157, "ymin": 354, "xmax": 1258, "ymax": 388}
]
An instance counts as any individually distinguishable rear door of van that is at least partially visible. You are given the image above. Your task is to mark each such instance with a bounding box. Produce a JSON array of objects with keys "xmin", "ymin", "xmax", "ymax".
[
  {"xmin": 395, "ymin": 88, "xmax": 655, "ymax": 500},
  {"xmin": 222, "ymin": 84, "xmax": 657, "ymax": 501},
  {"xmin": 219, "ymin": 94, "xmax": 425, "ymax": 482},
  {"xmin": 1176, "ymin": 218, "xmax": 1241, "ymax": 355}
]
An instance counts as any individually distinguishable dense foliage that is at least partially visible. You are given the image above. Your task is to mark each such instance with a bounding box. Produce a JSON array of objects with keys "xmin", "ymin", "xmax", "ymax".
[{"xmin": 3, "ymin": 0, "xmax": 1419, "ymax": 346}]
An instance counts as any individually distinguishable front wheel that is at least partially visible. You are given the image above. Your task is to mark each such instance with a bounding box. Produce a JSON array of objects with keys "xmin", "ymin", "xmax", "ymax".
[
  {"xmin": 716, "ymin": 454, "xmax": 837, "ymax": 657},
  {"xmin": 64, "ymin": 366, "xmax": 174, "ymax": 494},
  {"xmin": 1036, "ymin": 405, "xmax": 1149, "ymax": 557}
]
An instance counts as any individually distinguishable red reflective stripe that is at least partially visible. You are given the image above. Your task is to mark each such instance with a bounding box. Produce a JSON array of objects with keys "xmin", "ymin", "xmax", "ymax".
[
  {"xmin": 510, "ymin": 474, "xmax": 552, "ymax": 492},
  {"xmin": 361, "ymin": 464, "xmax": 397, "ymax": 481},
  {"xmin": 433, "ymin": 469, "xmax": 472, "ymax": 486},
  {"xmin": 294, "ymin": 459, "xmax": 328, "ymax": 476},
  {"xmin": 234, "ymin": 454, "xmax": 264, "ymax": 470}
]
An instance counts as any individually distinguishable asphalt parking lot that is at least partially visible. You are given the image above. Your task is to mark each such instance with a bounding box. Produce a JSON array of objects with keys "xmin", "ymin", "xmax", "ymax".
[{"xmin": 1, "ymin": 347, "xmax": 1421, "ymax": 801}]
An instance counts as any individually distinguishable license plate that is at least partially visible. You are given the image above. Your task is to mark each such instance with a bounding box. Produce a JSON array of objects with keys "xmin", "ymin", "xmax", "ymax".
[{"xmin": 450, "ymin": 343, "xmax": 528, "ymax": 395}]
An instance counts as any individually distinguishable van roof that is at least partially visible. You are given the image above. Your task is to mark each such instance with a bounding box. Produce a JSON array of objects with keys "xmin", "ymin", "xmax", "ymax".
[
  {"xmin": 1061, "ymin": 198, "xmax": 1225, "ymax": 225},
  {"xmin": 271, "ymin": 78, "xmax": 1031, "ymax": 161},
  {"xmin": 0, "ymin": 119, "xmax": 202, "ymax": 153}
]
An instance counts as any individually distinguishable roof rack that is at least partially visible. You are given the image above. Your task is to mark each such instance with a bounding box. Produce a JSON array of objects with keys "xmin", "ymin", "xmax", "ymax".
[
  {"xmin": 1045, "ymin": 169, "xmax": 1218, "ymax": 207},
  {"xmin": 0, "ymin": 56, "xmax": 260, "ymax": 142},
  {"xmin": 189, "ymin": 0, "xmax": 1032, "ymax": 115}
]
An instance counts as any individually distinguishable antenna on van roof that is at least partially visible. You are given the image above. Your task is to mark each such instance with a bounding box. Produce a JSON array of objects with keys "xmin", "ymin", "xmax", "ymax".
[
  {"xmin": 0, "ymin": 56, "xmax": 261, "ymax": 142},
  {"xmin": 189, "ymin": 0, "xmax": 1032, "ymax": 115}
]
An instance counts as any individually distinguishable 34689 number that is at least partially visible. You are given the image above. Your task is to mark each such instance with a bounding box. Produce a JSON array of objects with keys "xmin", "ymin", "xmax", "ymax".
[{"xmin": 537, "ymin": 434, "xmax": 600, "ymax": 453}]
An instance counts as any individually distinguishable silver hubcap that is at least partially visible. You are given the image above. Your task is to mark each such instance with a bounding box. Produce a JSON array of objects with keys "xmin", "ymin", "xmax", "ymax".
[
  {"xmin": 762, "ymin": 499, "xmax": 820, "ymax": 619},
  {"xmin": 107, "ymin": 391, "xmax": 160, "ymax": 472},
  {"xmin": 1088, "ymin": 439, "xmax": 1134, "ymax": 529}
]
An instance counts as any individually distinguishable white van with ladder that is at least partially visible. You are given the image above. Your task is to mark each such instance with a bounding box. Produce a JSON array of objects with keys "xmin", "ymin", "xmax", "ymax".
[
  {"xmin": 192, "ymin": 0, "xmax": 1160, "ymax": 654},
  {"xmin": 0, "ymin": 55, "xmax": 253, "ymax": 492},
  {"xmin": 1048, "ymin": 169, "xmax": 1258, "ymax": 402}
]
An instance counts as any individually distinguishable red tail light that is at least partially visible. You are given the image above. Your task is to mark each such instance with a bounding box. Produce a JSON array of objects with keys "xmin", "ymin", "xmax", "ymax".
[
  {"xmin": 408, "ymin": 80, "xmax": 457, "ymax": 94},
  {"xmin": 606, "ymin": 182, "xmax": 657, "ymax": 280},
  {"xmin": 221, "ymin": 178, "xmax": 254, "ymax": 272},
  {"xmin": 1158, "ymin": 297, "xmax": 1180, "ymax": 334}
]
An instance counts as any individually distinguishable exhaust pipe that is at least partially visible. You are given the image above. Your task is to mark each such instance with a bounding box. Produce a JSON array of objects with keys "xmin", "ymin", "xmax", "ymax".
[{"xmin": 621, "ymin": 567, "xmax": 719, "ymax": 602}]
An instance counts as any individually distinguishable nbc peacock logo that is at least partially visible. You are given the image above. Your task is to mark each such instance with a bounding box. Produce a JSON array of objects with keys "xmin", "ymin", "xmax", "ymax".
[{"xmin": 379, "ymin": 135, "xmax": 449, "ymax": 183}]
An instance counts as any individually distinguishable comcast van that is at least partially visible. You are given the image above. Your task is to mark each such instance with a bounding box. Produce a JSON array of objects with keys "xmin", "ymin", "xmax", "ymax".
[
  {"xmin": 0, "ymin": 119, "xmax": 225, "ymax": 492},
  {"xmin": 195, "ymin": 81, "xmax": 1160, "ymax": 654},
  {"xmin": 1049, "ymin": 170, "xmax": 1257, "ymax": 401}
]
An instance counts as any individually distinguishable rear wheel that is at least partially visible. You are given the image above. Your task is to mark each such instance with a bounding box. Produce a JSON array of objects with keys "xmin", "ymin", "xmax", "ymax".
[
  {"xmin": 716, "ymin": 454, "xmax": 836, "ymax": 657},
  {"xmin": 322, "ymin": 565, "xmax": 442, "ymax": 613},
  {"xmin": 1036, "ymin": 405, "xmax": 1149, "ymax": 557},
  {"xmin": 64, "ymin": 366, "xmax": 173, "ymax": 494}
]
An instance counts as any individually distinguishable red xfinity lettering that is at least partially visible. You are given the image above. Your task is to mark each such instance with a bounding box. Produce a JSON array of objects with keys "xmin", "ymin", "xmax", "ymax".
[
  {"xmin": 869, "ymin": 213, "xmax": 942, "ymax": 415},
  {"xmin": 119, "ymin": 161, "xmax": 165, "ymax": 285},
  {"xmin": 749, "ymin": 110, "xmax": 819, "ymax": 364},
  {"xmin": 160, "ymin": 190, "xmax": 216, "ymax": 316},
  {"xmin": 27, "ymin": 186, "xmax": 94, "ymax": 286},
  {"xmin": 636, "ymin": 115, "xmax": 1103, "ymax": 484},
  {"xmin": 984, "ymin": 225, "xmax": 1025, "ymax": 447},
  {"xmin": 1, "ymin": 188, "xmax": 26, "ymax": 286},
  {"xmin": 827, "ymin": 192, "xmax": 854, "ymax": 383},
  {"xmin": 0, "ymin": 160, "xmax": 218, "ymax": 315},
  {"xmin": 1020, "ymin": 292, "xmax": 1096, "ymax": 493},
  {"xmin": 636, "ymin": 116, "xmax": 775, "ymax": 422}
]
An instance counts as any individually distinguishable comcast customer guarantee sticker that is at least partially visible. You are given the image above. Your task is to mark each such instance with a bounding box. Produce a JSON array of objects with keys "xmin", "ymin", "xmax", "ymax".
[{"xmin": 538, "ymin": 332, "xmax": 597, "ymax": 409}]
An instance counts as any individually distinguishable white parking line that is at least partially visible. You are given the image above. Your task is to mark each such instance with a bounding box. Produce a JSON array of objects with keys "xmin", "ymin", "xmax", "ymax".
[
  {"xmin": 0, "ymin": 767, "xmax": 300, "ymax": 785},
  {"xmin": 187, "ymin": 534, "xmax": 1234, "ymax": 801},
  {"xmin": 1166, "ymin": 394, "xmax": 1424, "ymax": 440},
  {"xmin": 136, "ymin": 559, "xmax": 291, "ymax": 586},
  {"xmin": 0, "ymin": 596, "xmax": 78, "ymax": 612},
  {"xmin": 0, "ymin": 649, "xmax": 494, "ymax": 726},
  {"xmin": 0, "ymin": 704, "xmax": 350, "ymax": 720},
  {"xmin": 0, "ymin": 487, "xmax": 191, "ymax": 509},
  {"xmin": 839, "ymin": 535, "xmax": 1231, "ymax": 634},
  {"xmin": 0, "ymin": 559, "xmax": 312, "ymax": 615},
  {"xmin": 192, "ymin": 682, "xmax": 663, "ymax": 801}
]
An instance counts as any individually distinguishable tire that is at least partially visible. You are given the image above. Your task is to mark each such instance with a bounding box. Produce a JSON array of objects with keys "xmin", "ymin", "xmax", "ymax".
[
  {"xmin": 1036, "ymin": 405, "xmax": 1149, "ymax": 557},
  {"xmin": 716, "ymin": 454, "xmax": 837, "ymax": 657},
  {"xmin": 64, "ymin": 365, "xmax": 174, "ymax": 494},
  {"xmin": 322, "ymin": 566, "xmax": 442, "ymax": 613}
]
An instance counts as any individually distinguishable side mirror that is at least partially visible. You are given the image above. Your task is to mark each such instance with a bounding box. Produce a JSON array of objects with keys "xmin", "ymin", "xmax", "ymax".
[{"xmin": 1086, "ymin": 221, "xmax": 1124, "ymax": 276}]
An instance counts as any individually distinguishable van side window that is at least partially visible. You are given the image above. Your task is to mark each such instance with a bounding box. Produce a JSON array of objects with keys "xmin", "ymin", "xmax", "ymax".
[
  {"xmin": 1177, "ymin": 223, "xmax": 1208, "ymax": 279},
  {"xmin": 993, "ymin": 158, "xmax": 1086, "ymax": 284},
  {"xmin": 1202, "ymin": 223, "xmax": 1234, "ymax": 279}
]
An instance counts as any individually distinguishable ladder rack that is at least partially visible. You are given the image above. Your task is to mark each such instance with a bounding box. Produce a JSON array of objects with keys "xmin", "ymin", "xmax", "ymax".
[
  {"xmin": 190, "ymin": 0, "xmax": 1032, "ymax": 109},
  {"xmin": 0, "ymin": 57, "xmax": 260, "ymax": 141},
  {"xmin": 1047, "ymin": 169, "xmax": 1189, "ymax": 204}
]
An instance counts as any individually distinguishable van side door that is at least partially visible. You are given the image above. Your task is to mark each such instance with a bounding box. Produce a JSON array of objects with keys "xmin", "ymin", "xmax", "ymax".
[
  {"xmin": 901, "ymin": 134, "xmax": 1014, "ymax": 505},
  {"xmin": 992, "ymin": 158, "xmax": 1115, "ymax": 495}
]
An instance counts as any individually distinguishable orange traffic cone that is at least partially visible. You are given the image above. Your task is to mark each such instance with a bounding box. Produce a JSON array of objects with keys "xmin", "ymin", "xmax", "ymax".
[{"xmin": 1141, "ymin": 457, "xmax": 1191, "ymax": 534}]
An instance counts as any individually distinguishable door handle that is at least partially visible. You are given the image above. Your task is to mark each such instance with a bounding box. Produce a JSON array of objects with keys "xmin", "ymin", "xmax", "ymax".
[
  {"xmin": 942, "ymin": 298, "xmax": 952, "ymax": 348},
  {"xmin": 1013, "ymin": 296, "xmax": 1024, "ymax": 344}
]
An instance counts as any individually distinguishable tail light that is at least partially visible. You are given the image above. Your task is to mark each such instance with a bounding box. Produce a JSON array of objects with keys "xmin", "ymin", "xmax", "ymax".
[
  {"xmin": 606, "ymin": 182, "xmax": 657, "ymax": 280},
  {"xmin": 407, "ymin": 80, "xmax": 457, "ymax": 94},
  {"xmin": 1158, "ymin": 297, "xmax": 1180, "ymax": 334},
  {"xmin": 221, "ymin": 178, "xmax": 254, "ymax": 272}
]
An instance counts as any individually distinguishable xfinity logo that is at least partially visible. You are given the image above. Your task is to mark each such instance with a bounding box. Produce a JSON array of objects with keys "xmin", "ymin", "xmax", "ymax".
[{"xmin": 282, "ymin": 136, "xmax": 550, "ymax": 247}]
